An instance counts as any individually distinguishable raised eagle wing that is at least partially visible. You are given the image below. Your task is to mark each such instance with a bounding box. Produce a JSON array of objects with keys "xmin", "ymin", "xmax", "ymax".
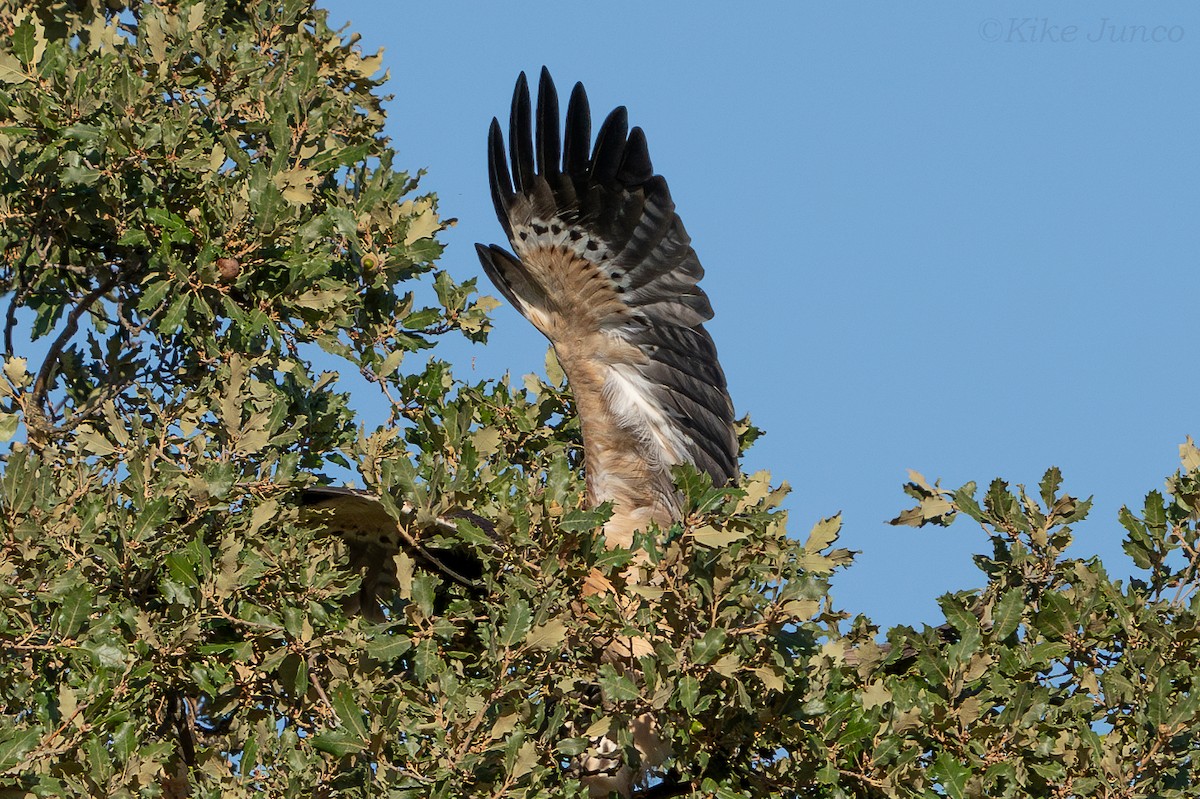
[{"xmin": 476, "ymin": 68, "xmax": 737, "ymax": 548}]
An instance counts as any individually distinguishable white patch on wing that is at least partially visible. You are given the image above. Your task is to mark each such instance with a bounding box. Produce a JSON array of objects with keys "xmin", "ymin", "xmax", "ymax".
[{"xmin": 602, "ymin": 361, "xmax": 690, "ymax": 472}]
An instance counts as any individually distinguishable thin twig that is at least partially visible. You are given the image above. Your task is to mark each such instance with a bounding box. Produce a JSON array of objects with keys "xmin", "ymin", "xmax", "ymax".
[
  {"xmin": 3, "ymin": 241, "xmax": 36, "ymax": 356},
  {"xmin": 306, "ymin": 654, "xmax": 335, "ymax": 720},
  {"xmin": 27, "ymin": 271, "xmax": 120, "ymax": 443}
]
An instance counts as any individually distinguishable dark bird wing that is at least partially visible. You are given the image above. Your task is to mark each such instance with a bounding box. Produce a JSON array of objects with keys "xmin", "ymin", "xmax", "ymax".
[
  {"xmin": 476, "ymin": 68, "xmax": 737, "ymax": 545},
  {"xmin": 298, "ymin": 486, "xmax": 489, "ymax": 618}
]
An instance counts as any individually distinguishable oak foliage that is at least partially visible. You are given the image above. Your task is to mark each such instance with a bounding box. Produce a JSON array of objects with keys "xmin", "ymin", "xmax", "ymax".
[{"xmin": 1, "ymin": 3, "xmax": 1198, "ymax": 798}]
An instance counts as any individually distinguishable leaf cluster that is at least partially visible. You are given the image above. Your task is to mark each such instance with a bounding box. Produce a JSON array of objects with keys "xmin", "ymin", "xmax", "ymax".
[
  {"xmin": 0, "ymin": 0, "xmax": 492, "ymax": 450},
  {"xmin": 824, "ymin": 458, "xmax": 1200, "ymax": 798}
]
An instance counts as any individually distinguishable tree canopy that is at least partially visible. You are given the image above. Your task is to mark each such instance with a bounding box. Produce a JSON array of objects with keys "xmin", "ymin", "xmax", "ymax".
[{"xmin": 2, "ymin": 2, "xmax": 1200, "ymax": 798}]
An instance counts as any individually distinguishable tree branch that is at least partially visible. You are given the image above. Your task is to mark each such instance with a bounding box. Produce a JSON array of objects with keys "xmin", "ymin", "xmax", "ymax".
[
  {"xmin": 3, "ymin": 241, "xmax": 36, "ymax": 357},
  {"xmin": 27, "ymin": 272, "xmax": 120, "ymax": 446},
  {"xmin": 635, "ymin": 773, "xmax": 696, "ymax": 799}
]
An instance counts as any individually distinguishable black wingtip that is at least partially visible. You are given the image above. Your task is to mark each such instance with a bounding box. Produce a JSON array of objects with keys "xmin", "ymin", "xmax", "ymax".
[
  {"xmin": 509, "ymin": 72, "xmax": 534, "ymax": 193},
  {"xmin": 474, "ymin": 243, "xmax": 500, "ymax": 293},
  {"xmin": 474, "ymin": 243, "xmax": 526, "ymax": 316},
  {"xmin": 617, "ymin": 126, "xmax": 653, "ymax": 184},
  {"xmin": 589, "ymin": 106, "xmax": 629, "ymax": 184},
  {"xmin": 487, "ymin": 117, "xmax": 514, "ymax": 238},
  {"xmin": 487, "ymin": 117, "xmax": 511, "ymax": 194},
  {"xmin": 563, "ymin": 81, "xmax": 592, "ymax": 176},
  {"xmin": 535, "ymin": 67, "xmax": 561, "ymax": 176},
  {"xmin": 474, "ymin": 241, "xmax": 506, "ymax": 275}
]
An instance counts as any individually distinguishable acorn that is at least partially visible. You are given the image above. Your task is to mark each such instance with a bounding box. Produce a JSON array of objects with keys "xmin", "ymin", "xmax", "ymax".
[{"xmin": 216, "ymin": 257, "xmax": 240, "ymax": 282}]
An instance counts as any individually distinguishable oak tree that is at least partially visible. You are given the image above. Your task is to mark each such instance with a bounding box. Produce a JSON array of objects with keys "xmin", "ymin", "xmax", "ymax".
[{"xmin": 1, "ymin": 3, "xmax": 1198, "ymax": 798}]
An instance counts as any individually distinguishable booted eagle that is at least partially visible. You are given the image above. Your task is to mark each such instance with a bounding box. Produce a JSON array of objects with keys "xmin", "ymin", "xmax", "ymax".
[
  {"xmin": 477, "ymin": 68, "xmax": 738, "ymax": 797},
  {"xmin": 303, "ymin": 68, "xmax": 737, "ymax": 797}
]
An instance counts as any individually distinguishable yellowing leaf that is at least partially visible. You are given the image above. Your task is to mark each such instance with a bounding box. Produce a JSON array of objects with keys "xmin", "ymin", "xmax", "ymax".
[
  {"xmin": 0, "ymin": 52, "xmax": 30, "ymax": 84},
  {"xmin": 544, "ymin": 347, "xmax": 564, "ymax": 386},
  {"xmin": 401, "ymin": 198, "xmax": 440, "ymax": 245},
  {"xmin": 143, "ymin": 13, "xmax": 167, "ymax": 64},
  {"xmin": 207, "ymin": 142, "xmax": 226, "ymax": 173},
  {"xmin": 273, "ymin": 167, "xmax": 317, "ymax": 206},
  {"xmin": 377, "ymin": 349, "xmax": 403, "ymax": 378},
  {"xmin": 522, "ymin": 372, "xmax": 543, "ymax": 399},
  {"xmin": 626, "ymin": 584, "xmax": 664, "ymax": 601},
  {"xmin": 214, "ymin": 536, "xmax": 244, "ymax": 599},
  {"xmin": 1182, "ymin": 436, "xmax": 1200, "ymax": 473},
  {"xmin": 525, "ymin": 619, "xmax": 567, "ymax": 651},
  {"xmin": 58, "ymin": 684, "xmax": 79, "ymax": 726},
  {"xmin": 471, "ymin": 427, "xmax": 502, "ymax": 457},
  {"xmin": 963, "ymin": 654, "xmax": 993, "ymax": 683},
  {"xmin": 76, "ymin": 425, "xmax": 116, "ymax": 456},
  {"xmin": 347, "ymin": 50, "xmax": 384, "ymax": 77},
  {"xmin": 804, "ymin": 514, "xmax": 842, "ymax": 552},
  {"xmin": 248, "ymin": 499, "xmax": 279, "ymax": 535},
  {"xmin": 906, "ymin": 469, "xmax": 934, "ymax": 491},
  {"xmin": 955, "ymin": 695, "xmax": 982, "ymax": 725},
  {"xmin": 922, "ymin": 497, "xmax": 954, "ymax": 519},
  {"xmin": 780, "ymin": 598, "xmax": 819, "ymax": 619},
  {"xmin": 861, "ymin": 681, "xmax": 891, "ymax": 709},
  {"xmin": 282, "ymin": 184, "xmax": 313, "ymax": 205},
  {"xmin": 473, "ymin": 294, "xmax": 501, "ymax": 314},
  {"xmin": 754, "ymin": 667, "xmax": 784, "ymax": 693},
  {"xmin": 236, "ymin": 410, "xmax": 271, "ymax": 453},
  {"xmin": 713, "ymin": 652, "xmax": 740, "ymax": 677},
  {"xmin": 691, "ymin": 524, "xmax": 749, "ymax": 549},
  {"xmin": 186, "ymin": 1, "xmax": 206, "ymax": 32},
  {"xmin": 394, "ymin": 552, "xmax": 414, "ymax": 600},
  {"xmin": 584, "ymin": 715, "xmax": 615, "ymax": 739},
  {"xmin": 818, "ymin": 639, "xmax": 845, "ymax": 665},
  {"xmin": 1, "ymin": 356, "xmax": 26, "ymax": 391},
  {"xmin": 490, "ymin": 713, "xmax": 519, "ymax": 740},
  {"xmin": 736, "ymin": 470, "xmax": 772, "ymax": 511},
  {"xmin": 0, "ymin": 413, "xmax": 18, "ymax": 442},
  {"xmin": 511, "ymin": 739, "xmax": 538, "ymax": 777},
  {"xmin": 83, "ymin": 15, "xmax": 122, "ymax": 52},
  {"xmin": 294, "ymin": 287, "xmax": 351, "ymax": 310}
]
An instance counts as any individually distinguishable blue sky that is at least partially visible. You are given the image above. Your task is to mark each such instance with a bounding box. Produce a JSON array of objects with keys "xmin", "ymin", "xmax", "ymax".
[{"xmin": 322, "ymin": 1, "xmax": 1200, "ymax": 631}]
